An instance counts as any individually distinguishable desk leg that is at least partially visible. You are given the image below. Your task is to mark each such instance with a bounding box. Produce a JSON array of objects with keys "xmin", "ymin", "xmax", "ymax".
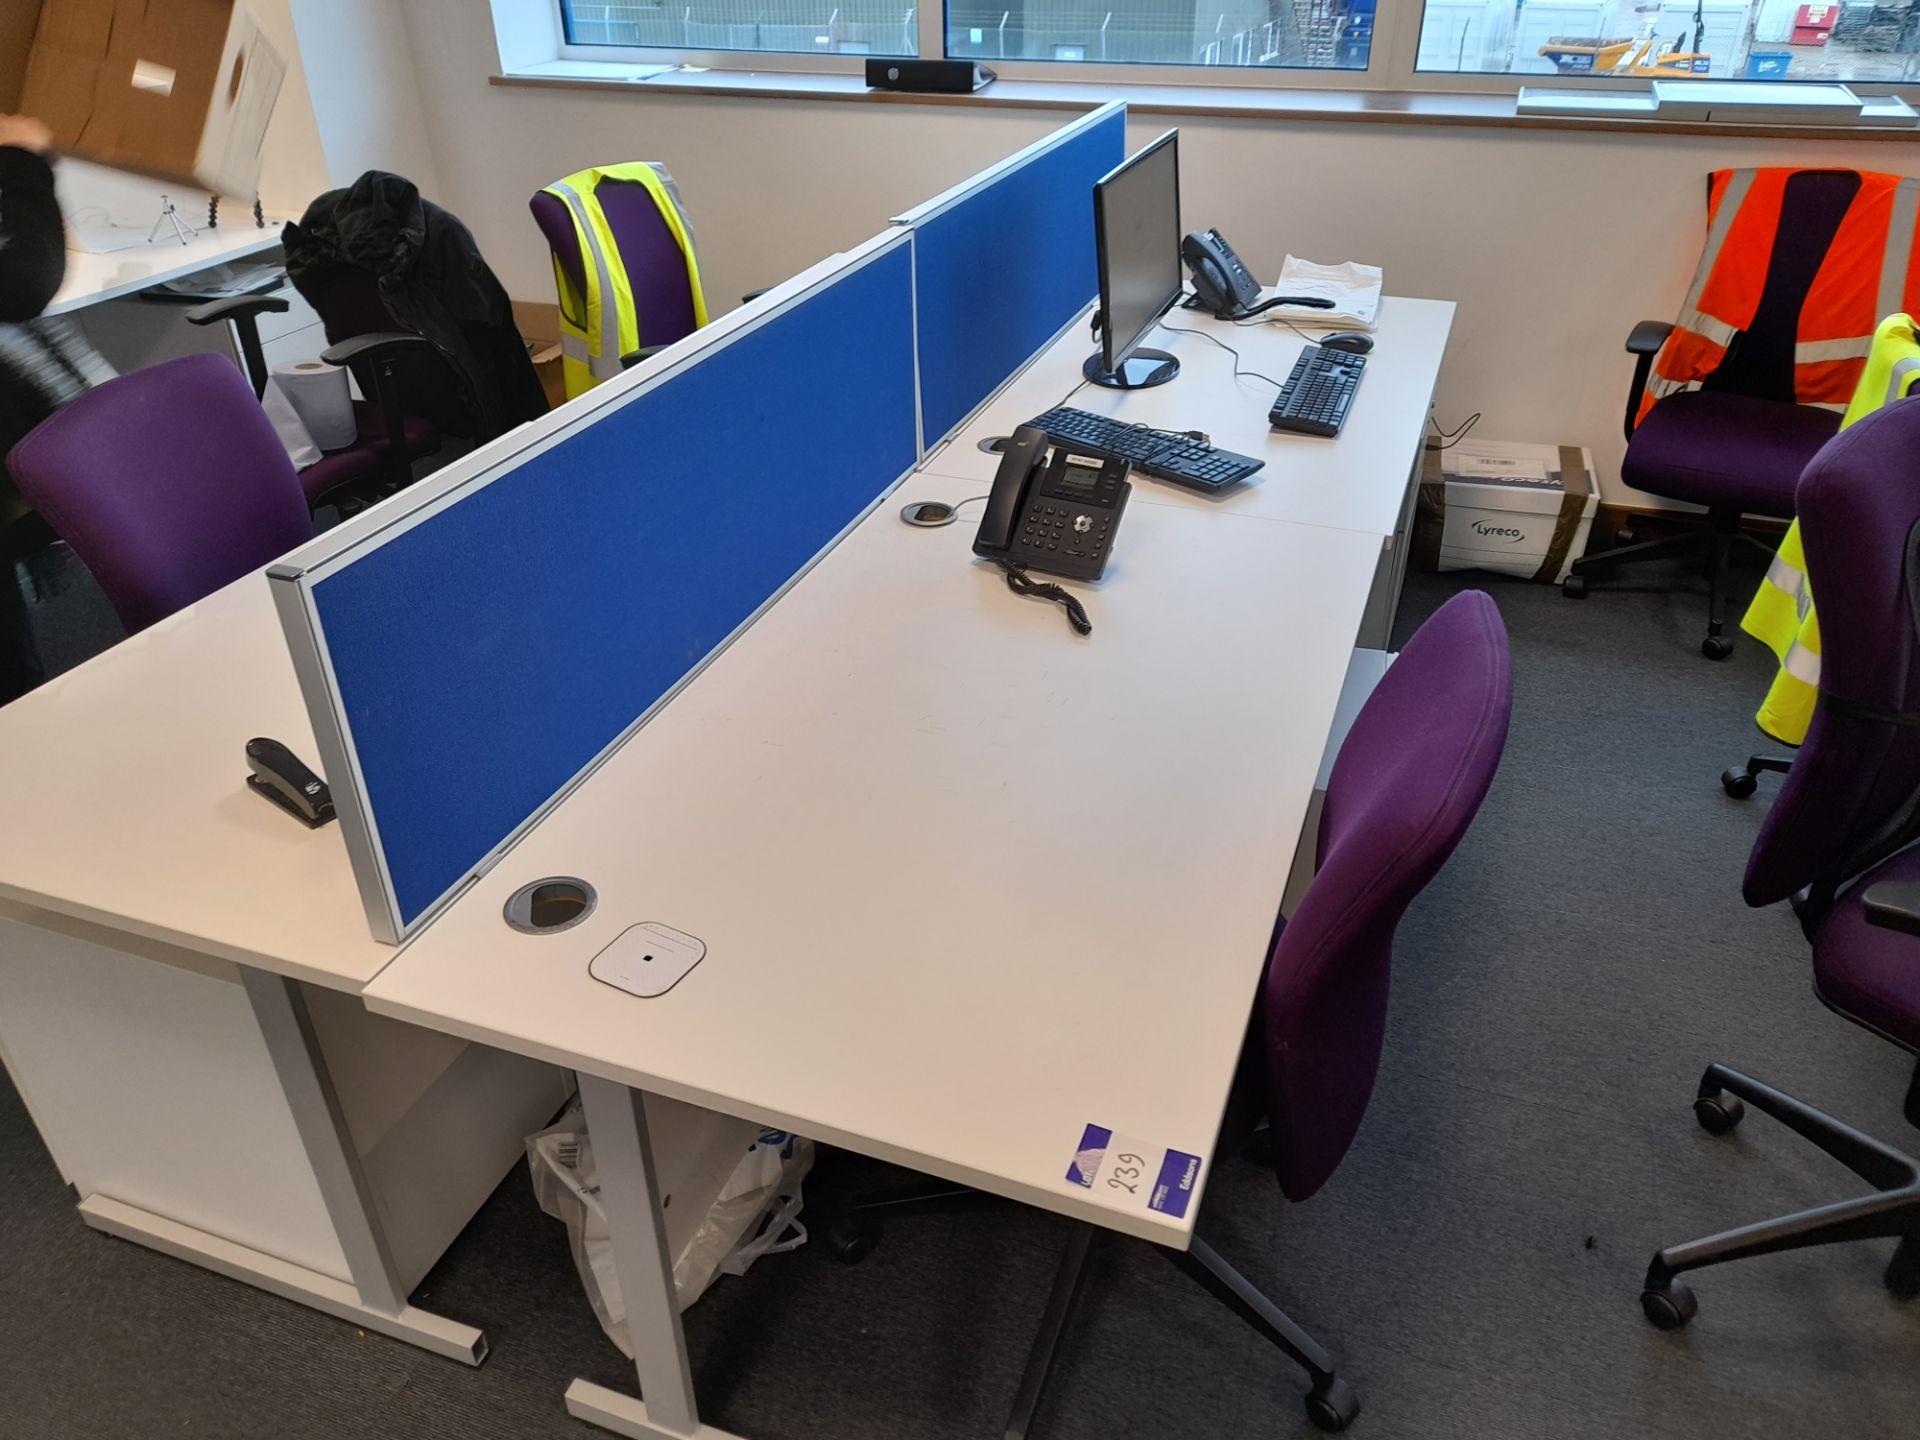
[
  {"xmin": 235, "ymin": 967, "xmax": 488, "ymax": 1364},
  {"xmin": 565, "ymin": 1073, "xmax": 745, "ymax": 1440}
]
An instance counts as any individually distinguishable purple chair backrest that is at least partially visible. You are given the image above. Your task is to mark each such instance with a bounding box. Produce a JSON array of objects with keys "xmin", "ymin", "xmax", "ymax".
[
  {"xmin": 1744, "ymin": 396, "xmax": 1920, "ymax": 908},
  {"xmin": 9, "ymin": 354, "xmax": 311, "ymax": 635},
  {"xmin": 530, "ymin": 174, "xmax": 701, "ymax": 351},
  {"xmin": 1261, "ymin": 590, "xmax": 1513, "ymax": 1201}
]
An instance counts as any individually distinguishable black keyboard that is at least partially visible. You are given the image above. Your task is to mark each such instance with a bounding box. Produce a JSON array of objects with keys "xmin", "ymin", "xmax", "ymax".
[
  {"xmin": 1269, "ymin": 347, "xmax": 1367, "ymax": 438},
  {"xmin": 1028, "ymin": 407, "xmax": 1265, "ymax": 491}
]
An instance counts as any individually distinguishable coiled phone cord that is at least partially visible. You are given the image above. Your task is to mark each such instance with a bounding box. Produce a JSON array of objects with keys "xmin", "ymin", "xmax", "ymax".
[{"xmin": 993, "ymin": 558, "xmax": 1092, "ymax": 636}]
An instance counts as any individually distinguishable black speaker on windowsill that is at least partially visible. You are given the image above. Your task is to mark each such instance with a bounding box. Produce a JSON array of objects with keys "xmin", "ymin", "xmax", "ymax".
[{"xmin": 865, "ymin": 58, "xmax": 996, "ymax": 93}]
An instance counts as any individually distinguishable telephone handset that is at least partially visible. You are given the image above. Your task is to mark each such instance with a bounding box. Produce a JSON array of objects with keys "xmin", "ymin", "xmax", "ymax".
[
  {"xmin": 1182, "ymin": 228, "xmax": 1336, "ymax": 321},
  {"xmin": 973, "ymin": 424, "xmax": 1130, "ymax": 583},
  {"xmin": 1183, "ymin": 229, "xmax": 1263, "ymax": 320}
]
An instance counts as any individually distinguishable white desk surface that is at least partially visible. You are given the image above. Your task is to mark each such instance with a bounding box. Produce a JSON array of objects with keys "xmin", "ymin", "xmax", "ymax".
[
  {"xmin": 0, "ymin": 575, "xmax": 392, "ymax": 991},
  {"xmin": 47, "ymin": 221, "xmax": 287, "ymax": 316},
  {"xmin": 364, "ymin": 475, "xmax": 1383, "ymax": 1247},
  {"xmin": 920, "ymin": 294, "xmax": 1453, "ymax": 541}
]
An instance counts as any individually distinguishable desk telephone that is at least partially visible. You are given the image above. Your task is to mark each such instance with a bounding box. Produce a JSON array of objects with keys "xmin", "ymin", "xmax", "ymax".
[
  {"xmin": 1183, "ymin": 230, "xmax": 1263, "ymax": 319},
  {"xmin": 973, "ymin": 424, "xmax": 1130, "ymax": 582},
  {"xmin": 1183, "ymin": 229, "xmax": 1334, "ymax": 321}
]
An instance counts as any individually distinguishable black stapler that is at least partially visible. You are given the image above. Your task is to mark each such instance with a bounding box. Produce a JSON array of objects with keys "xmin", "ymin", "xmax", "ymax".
[{"xmin": 245, "ymin": 738, "xmax": 336, "ymax": 829}]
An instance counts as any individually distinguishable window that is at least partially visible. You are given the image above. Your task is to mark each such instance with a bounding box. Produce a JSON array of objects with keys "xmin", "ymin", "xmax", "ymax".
[
  {"xmin": 945, "ymin": 0, "xmax": 1376, "ymax": 70},
  {"xmin": 560, "ymin": 0, "xmax": 917, "ymax": 56},
  {"xmin": 553, "ymin": 0, "xmax": 1918, "ymax": 91},
  {"xmin": 1413, "ymin": 0, "xmax": 1920, "ymax": 83}
]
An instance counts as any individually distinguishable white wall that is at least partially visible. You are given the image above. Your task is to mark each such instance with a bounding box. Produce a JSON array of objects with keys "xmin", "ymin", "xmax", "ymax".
[
  {"xmin": 287, "ymin": 0, "xmax": 445, "ymax": 198},
  {"xmin": 400, "ymin": 0, "xmax": 1920, "ymax": 503}
]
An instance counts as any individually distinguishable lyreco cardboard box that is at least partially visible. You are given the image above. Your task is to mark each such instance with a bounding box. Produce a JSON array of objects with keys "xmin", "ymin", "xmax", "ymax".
[
  {"xmin": 19, "ymin": 0, "xmax": 285, "ymax": 198},
  {"xmin": 1411, "ymin": 438, "xmax": 1600, "ymax": 584}
]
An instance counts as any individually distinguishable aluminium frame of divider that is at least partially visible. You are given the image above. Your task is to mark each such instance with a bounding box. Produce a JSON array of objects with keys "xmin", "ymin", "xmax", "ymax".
[{"xmin": 269, "ymin": 230, "xmax": 922, "ymax": 946}]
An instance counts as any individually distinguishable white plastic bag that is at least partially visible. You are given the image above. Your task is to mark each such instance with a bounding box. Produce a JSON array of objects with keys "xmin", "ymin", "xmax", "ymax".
[
  {"xmin": 260, "ymin": 377, "xmax": 322, "ymax": 469},
  {"xmin": 527, "ymin": 1107, "xmax": 813, "ymax": 1356}
]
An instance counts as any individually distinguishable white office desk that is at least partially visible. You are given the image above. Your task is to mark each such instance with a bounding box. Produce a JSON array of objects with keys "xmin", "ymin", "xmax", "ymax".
[
  {"xmin": 364, "ymin": 477, "xmax": 1384, "ymax": 1438},
  {"xmin": 0, "ymin": 573, "xmax": 570, "ymax": 1363},
  {"xmin": 47, "ymin": 221, "xmax": 288, "ymax": 316},
  {"xmin": 920, "ymin": 294, "xmax": 1453, "ymax": 543}
]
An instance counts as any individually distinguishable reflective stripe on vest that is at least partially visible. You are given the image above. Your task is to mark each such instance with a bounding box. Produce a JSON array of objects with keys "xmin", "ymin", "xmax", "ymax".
[
  {"xmin": 1879, "ymin": 179, "xmax": 1920, "ymax": 328},
  {"xmin": 1671, "ymin": 168, "xmax": 1754, "ymax": 349},
  {"xmin": 1893, "ymin": 354, "xmax": 1920, "ymax": 407},
  {"xmin": 549, "ymin": 179, "xmax": 627, "ymax": 384}
]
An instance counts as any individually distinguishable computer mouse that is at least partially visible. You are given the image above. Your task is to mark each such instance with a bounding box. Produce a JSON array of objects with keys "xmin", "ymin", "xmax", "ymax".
[{"xmin": 1319, "ymin": 332, "xmax": 1374, "ymax": 355}]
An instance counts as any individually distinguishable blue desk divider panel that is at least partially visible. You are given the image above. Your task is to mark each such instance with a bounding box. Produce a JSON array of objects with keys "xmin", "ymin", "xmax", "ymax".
[
  {"xmin": 273, "ymin": 235, "xmax": 919, "ymax": 941},
  {"xmin": 901, "ymin": 103, "xmax": 1126, "ymax": 448}
]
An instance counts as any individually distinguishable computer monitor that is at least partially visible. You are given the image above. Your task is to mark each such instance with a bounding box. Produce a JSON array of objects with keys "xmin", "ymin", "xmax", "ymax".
[{"xmin": 1085, "ymin": 129, "xmax": 1183, "ymax": 391}]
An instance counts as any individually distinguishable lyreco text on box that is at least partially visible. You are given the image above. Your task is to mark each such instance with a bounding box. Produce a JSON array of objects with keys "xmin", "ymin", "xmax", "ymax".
[
  {"xmin": 1413, "ymin": 439, "xmax": 1599, "ymax": 584},
  {"xmin": 18, "ymin": 0, "xmax": 285, "ymax": 198}
]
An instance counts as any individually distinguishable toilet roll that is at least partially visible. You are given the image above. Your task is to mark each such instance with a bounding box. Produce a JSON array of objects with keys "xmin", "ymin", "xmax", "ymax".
[{"xmin": 270, "ymin": 360, "xmax": 356, "ymax": 451}]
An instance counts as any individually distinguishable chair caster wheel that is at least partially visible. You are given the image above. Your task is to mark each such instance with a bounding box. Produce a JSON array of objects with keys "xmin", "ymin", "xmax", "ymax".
[
  {"xmin": 1694, "ymin": 1092, "xmax": 1746, "ymax": 1135},
  {"xmin": 1887, "ymin": 1242, "xmax": 1920, "ymax": 1301},
  {"xmin": 1720, "ymin": 768, "xmax": 1758, "ymax": 799},
  {"xmin": 1305, "ymin": 1377, "xmax": 1359, "ymax": 1433},
  {"xmin": 823, "ymin": 1217, "xmax": 878, "ymax": 1264},
  {"xmin": 1641, "ymin": 1280, "xmax": 1698, "ymax": 1331},
  {"xmin": 1702, "ymin": 634, "xmax": 1734, "ymax": 661},
  {"xmin": 1562, "ymin": 574, "xmax": 1588, "ymax": 599}
]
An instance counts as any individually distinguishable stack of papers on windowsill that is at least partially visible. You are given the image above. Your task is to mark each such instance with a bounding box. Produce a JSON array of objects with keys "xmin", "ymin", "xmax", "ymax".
[{"xmin": 1263, "ymin": 256, "xmax": 1383, "ymax": 330}]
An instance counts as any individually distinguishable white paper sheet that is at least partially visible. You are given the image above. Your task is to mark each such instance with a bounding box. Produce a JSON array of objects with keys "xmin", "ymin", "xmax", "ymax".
[{"xmin": 1264, "ymin": 255, "xmax": 1383, "ymax": 331}]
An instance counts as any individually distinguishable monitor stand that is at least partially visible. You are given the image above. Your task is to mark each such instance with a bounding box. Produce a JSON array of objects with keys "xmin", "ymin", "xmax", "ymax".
[{"xmin": 1083, "ymin": 347, "xmax": 1179, "ymax": 390}]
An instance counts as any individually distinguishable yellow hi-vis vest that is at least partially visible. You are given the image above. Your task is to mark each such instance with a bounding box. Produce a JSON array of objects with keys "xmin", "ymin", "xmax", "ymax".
[
  {"xmin": 543, "ymin": 163, "xmax": 709, "ymax": 399},
  {"xmin": 1740, "ymin": 311, "xmax": 1920, "ymax": 744}
]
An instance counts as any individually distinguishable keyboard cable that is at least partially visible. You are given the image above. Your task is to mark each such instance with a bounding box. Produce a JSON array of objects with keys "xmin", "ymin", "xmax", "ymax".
[{"xmin": 1157, "ymin": 322, "xmax": 1288, "ymax": 390}]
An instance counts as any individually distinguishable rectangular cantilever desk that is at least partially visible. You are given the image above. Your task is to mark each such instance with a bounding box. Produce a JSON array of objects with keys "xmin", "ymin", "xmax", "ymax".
[{"xmin": 359, "ymin": 326, "xmax": 1420, "ymax": 1439}]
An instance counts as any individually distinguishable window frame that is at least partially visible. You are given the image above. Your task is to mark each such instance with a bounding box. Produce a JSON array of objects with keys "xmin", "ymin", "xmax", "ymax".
[{"xmin": 548, "ymin": 0, "xmax": 1920, "ymax": 99}]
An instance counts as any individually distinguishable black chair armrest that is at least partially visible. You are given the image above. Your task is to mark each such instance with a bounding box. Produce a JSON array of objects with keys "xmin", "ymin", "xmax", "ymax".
[
  {"xmin": 620, "ymin": 345, "xmax": 668, "ymax": 371},
  {"xmin": 320, "ymin": 332, "xmax": 434, "ymax": 368},
  {"xmin": 741, "ymin": 288, "xmax": 771, "ymax": 304},
  {"xmin": 185, "ymin": 294, "xmax": 290, "ymax": 327},
  {"xmin": 1623, "ymin": 319, "xmax": 1676, "ymax": 442},
  {"xmin": 1863, "ymin": 880, "xmax": 1920, "ymax": 938},
  {"xmin": 188, "ymin": 295, "xmax": 292, "ymax": 398},
  {"xmin": 1626, "ymin": 320, "xmax": 1674, "ymax": 356},
  {"xmin": 321, "ymin": 333, "xmax": 439, "ymax": 488}
]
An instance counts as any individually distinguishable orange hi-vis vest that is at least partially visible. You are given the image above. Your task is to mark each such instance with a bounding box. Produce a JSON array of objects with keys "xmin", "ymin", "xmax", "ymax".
[{"xmin": 1638, "ymin": 168, "xmax": 1920, "ymax": 428}]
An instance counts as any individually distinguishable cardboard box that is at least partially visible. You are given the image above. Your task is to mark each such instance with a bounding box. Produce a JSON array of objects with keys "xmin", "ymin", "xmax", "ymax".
[
  {"xmin": 18, "ymin": 0, "xmax": 285, "ymax": 198},
  {"xmin": 1412, "ymin": 438, "xmax": 1599, "ymax": 584}
]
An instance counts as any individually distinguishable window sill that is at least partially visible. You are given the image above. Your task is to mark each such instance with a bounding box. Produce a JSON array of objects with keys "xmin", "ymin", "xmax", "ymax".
[{"xmin": 495, "ymin": 62, "xmax": 1920, "ymax": 141}]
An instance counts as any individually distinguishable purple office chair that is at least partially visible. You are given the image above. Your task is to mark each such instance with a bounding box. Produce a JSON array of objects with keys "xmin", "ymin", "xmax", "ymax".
[
  {"xmin": 8, "ymin": 354, "xmax": 312, "ymax": 635},
  {"xmin": 1564, "ymin": 171, "xmax": 1862, "ymax": 660},
  {"xmin": 824, "ymin": 591, "xmax": 1513, "ymax": 1435},
  {"xmin": 185, "ymin": 281, "xmax": 447, "ymax": 514},
  {"xmin": 1642, "ymin": 396, "xmax": 1920, "ymax": 1331},
  {"xmin": 530, "ymin": 173, "xmax": 703, "ymax": 370}
]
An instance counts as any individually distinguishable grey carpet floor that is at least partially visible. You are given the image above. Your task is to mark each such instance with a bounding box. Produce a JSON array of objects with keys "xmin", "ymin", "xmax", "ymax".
[{"xmin": 4, "ymin": 550, "xmax": 1919, "ymax": 1440}]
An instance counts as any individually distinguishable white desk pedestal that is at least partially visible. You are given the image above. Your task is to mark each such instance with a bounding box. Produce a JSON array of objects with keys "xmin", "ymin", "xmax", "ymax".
[
  {"xmin": 564, "ymin": 1073, "xmax": 747, "ymax": 1440},
  {"xmin": 0, "ymin": 904, "xmax": 571, "ymax": 1362}
]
